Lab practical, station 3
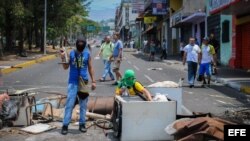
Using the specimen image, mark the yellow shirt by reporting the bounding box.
[115,81,144,96]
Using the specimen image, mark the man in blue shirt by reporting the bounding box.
[110,32,123,85]
[60,37,96,135]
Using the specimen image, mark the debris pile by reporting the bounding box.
[223,109,250,125]
[165,117,235,141]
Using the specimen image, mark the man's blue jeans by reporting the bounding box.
[187,61,198,85]
[102,60,114,80]
[63,83,88,126]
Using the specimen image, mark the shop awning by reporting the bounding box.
[181,12,206,23]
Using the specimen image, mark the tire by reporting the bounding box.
[112,100,122,138]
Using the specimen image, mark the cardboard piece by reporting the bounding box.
[20,123,56,134]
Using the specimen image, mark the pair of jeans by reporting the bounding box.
[102,59,114,80]
[187,61,198,85]
[63,83,88,126]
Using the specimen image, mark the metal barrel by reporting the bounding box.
[87,96,114,115]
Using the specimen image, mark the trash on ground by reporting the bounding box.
[86,112,111,120]
[165,117,235,141]
[20,123,57,134]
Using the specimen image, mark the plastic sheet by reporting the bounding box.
[0,100,18,120]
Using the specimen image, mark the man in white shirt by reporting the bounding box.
[183,38,201,88]
[198,37,216,87]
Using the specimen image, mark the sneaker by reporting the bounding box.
[112,81,118,85]
[189,85,194,88]
[99,78,105,82]
[61,125,68,135]
[79,124,87,133]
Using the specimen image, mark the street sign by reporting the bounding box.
[152,0,167,15]
[144,16,157,24]
[131,0,145,13]
[102,26,110,32]
[87,25,96,32]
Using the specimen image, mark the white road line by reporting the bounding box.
[144,74,154,83]
[181,105,192,115]
[127,61,131,64]
[184,91,193,94]
[216,100,227,104]
[133,65,140,71]
[216,100,236,106]
[209,94,236,100]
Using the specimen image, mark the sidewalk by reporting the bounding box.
[137,50,250,95]
[0,46,59,75]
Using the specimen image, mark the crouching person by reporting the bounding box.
[115,69,152,101]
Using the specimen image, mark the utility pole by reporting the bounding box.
[139,21,142,50]
[44,0,47,55]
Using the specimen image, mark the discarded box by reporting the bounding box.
[20,123,56,134]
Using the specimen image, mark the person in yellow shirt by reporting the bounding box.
[115,69,152,101]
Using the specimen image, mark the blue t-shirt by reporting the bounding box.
[113,40,123,57]
[68,49,90,84]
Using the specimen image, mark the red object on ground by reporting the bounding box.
[0,93,10,110]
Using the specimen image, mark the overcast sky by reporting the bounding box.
[88,0,120,21]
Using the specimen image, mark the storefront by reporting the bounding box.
[208,0,250,69]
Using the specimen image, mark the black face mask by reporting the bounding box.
[76,44,85,52]
[76,41,86,52]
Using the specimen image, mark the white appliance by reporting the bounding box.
[113,95,176,141]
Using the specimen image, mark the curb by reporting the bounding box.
[240,86,250,95]
[211,76,250,95]
[1,54,57,75]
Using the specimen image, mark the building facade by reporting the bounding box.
[115,1,138,42]
[171,0,206,49]
[208,0,250,69]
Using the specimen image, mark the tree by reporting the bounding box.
[0,0,93,55]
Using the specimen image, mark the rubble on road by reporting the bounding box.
[0,127,29,136]
[166,117,235,141]
[20,123,57,134]
[222,109,250,124]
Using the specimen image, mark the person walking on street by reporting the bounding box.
[110,32,123,85]
[209,33,219,74]
[97,36,115,82]
[198,37,216,87]
[160,39,167,60]
[149,40,156,61]
[60,37,96,135]
[180,41,185,60]
[183,37,201,88]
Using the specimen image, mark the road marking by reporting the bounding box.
[215,100,235,106]
[147,68,163,71]
[127,61,131,64]
[181,105,192,115]
[216,100,226,104]
[133,65,140,71]
[209,94,236,100]
[184,91,193,94]
[144,75,154,83]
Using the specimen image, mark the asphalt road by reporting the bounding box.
[2,47,250,116]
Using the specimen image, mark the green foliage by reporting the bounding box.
[0,0,100,51]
